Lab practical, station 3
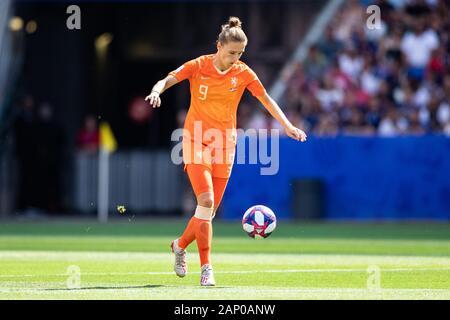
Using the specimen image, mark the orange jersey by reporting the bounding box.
[169,54,266,148]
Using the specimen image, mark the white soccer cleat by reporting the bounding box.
[171,239,187,277]
[200,264,216,286]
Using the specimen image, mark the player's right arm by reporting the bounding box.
[145,58,198,108]
[145,75,179,108]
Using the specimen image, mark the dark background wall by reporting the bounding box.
[13,0,325,150]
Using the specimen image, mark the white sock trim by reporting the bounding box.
[194,205,213,220]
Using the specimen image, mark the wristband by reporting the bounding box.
[151,90,160,95]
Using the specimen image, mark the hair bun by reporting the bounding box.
[218,16,247,44]
[228,16,242,28]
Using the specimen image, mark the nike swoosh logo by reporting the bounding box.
[200,76,209,80]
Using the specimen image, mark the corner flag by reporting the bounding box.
[99,121,117,153]
[98,121,117,223]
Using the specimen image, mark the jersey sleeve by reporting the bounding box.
[168,59,198,81]
[245,68,266,97]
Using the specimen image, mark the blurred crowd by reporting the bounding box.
[13,94,99,215]
[239,0,450,136]
[13,95,65,214]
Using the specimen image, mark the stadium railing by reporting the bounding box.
[74,150,184,214]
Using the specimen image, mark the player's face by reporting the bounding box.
[217,41,246,68]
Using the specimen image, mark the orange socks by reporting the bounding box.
[178,216,199,249]
[182,165,229,267]
[178,205,214,266]
[195,219,212,266]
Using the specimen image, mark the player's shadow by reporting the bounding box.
[41,284,164,291]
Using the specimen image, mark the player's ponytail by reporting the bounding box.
[227,17,242,29]
[218,16,247,45]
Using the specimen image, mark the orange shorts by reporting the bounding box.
[185,164,230,208]
[182,138,235,179]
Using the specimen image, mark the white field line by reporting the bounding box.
[1,252,450,266]
[0,267,449,279]
[0,287,449,295]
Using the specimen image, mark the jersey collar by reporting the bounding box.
[209,54,234,76]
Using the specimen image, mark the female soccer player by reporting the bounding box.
[145,17,307,286]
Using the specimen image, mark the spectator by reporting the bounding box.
[410,78,432,109]
[334,0,365,42]
[422,96,443,132]
[76,114,99,154]
[378,107,408,136]
[400,19,439,80]
[13,95,40,214]
[313,113,339,136]
[374,0,396,24]
[404,0,432,20]
[318,26,343,60]
[427,47,446,83]
[378,24,403,63]
[443,121,450,136]
[302,96,322,131]
[34,103,64,213]
[407,109,426,134]
[303,45,328,81]
[437,101,449,129]
[365,96,382,129]
[315,75,344,112]
[342,107,375,136]
[360,54,383,96]
[338,43,364,82]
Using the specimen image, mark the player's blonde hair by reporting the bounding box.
[217,16,247,45]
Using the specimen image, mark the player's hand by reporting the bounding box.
[285,125,307,142]
[145,91,161,108]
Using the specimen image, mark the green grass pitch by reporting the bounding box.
[0,219,449,299]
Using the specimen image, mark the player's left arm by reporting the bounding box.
[256,92,307,142]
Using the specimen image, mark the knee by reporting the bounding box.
[197,192,214,208]
[198,197,214,208]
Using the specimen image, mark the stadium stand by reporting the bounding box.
[244,0,450,136]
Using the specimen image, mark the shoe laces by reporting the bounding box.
[201,265,213,276]
[175,247,186,266]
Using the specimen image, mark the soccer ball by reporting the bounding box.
[242,205,277,239]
